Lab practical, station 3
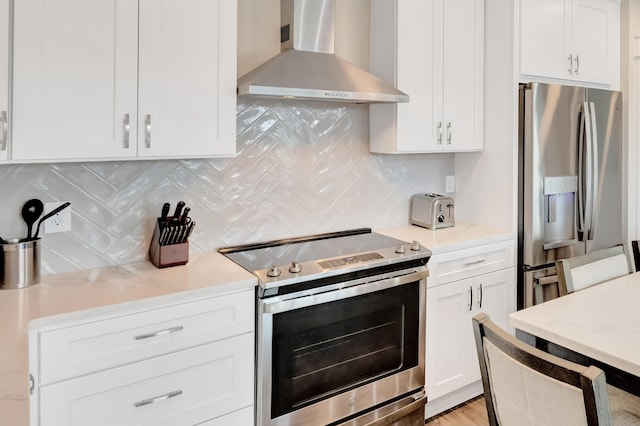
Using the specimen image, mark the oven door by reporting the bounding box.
[257,268,427,426]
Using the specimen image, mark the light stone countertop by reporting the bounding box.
[2,220,514,425]
[0,251,256,426]
[509,271,640,378]
[377,219,513,254]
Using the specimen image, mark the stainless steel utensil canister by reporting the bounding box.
[0,239,41,289]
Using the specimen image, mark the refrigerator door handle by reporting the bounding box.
[587,102,599,240]
[577,103,587,241]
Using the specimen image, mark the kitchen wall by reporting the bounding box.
[0,101,453,275]
[0,0,456,275]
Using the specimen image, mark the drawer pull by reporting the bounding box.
[465,259,486,266]
[468,286,473,311]
[134,325,184,340]
[134,389,183,408]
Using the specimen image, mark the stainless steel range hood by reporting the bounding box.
[237,0,409,104]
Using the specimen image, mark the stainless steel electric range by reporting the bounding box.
[219,228,431,426]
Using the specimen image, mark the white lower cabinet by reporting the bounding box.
[29,289,255,426]
[425,240,515,418]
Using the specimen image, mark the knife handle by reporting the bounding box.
[180,207,190,224]
[172,201,185,222]
[161,203,170,224]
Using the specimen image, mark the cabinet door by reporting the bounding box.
[426,278,476,400]
[571,0,618,85]
[137,0,236,158]
[439,0,484,151]
[519,0,571,80]
[470,268,515,381]
[12,0,138,161]
[369,0,436,153]
[426,268,516,402]
[0,0,8,162]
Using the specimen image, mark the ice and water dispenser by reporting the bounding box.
[543,176,578,249]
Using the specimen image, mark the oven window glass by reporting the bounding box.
[271,281,419,418]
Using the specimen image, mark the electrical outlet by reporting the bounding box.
[44,202,71,234]
[446,175,455,193]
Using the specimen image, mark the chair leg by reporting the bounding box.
[632,241,640,272]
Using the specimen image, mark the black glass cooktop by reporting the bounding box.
[218,228,408,273]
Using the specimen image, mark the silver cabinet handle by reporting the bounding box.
[134,325,183,340]
[575,54,580,75]
[437,122,443,145]
[478,283,483,308]
[145,114,151,148]
[464,258,486,266]
[568,53,573,75]
[123,113,130,149]
[134,390,183,408]
[0,110,7,151]
[468,285,473,311]
[446,122,452,144]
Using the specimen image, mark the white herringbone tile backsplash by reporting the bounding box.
[0,100,453,274]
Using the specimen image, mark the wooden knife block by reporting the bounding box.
[149,218,189,268]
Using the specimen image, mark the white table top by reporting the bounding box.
[509,272,640,378]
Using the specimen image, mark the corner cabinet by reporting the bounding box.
[0,0,8,163]
[425,239,515,418]
[519,0,620,87]
[11,0,236,162]
[369,0,484,154]
[28,289,254,426]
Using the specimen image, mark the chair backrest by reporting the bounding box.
[472,313,613,426]
[556,244,632,296]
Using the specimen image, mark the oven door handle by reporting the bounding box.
[261,268,428,314]
[357,392,426,426]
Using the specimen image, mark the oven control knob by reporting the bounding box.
[266,265,281,277]
[289,261,302,273]
[410,240,421,251]
[395,244,406,254]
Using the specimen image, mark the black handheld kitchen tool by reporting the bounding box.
[160,202,170,225]
[33,202,71,239]
[180,207,190,224]
[21,199,44,240]
[172,201,185,223]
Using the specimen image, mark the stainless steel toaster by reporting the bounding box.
[410,193,455,230]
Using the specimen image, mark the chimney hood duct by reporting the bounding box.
[237,0,409,104]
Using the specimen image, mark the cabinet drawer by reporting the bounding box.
[427,240,514,287]
[38,333,254,426]
[36,289,253,384]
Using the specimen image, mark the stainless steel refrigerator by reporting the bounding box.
[517,82,624,309]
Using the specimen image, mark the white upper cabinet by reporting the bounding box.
[519,0,619,86]
[12,0,138,161]
[11,0,236,163]
[0,0,10,162]
[369,0,484,154]
[137,0,236,159]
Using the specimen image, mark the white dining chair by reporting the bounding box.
[556,244,632,296]
[472,313,640,426]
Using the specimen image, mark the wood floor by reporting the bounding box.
[425,397,489,426]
